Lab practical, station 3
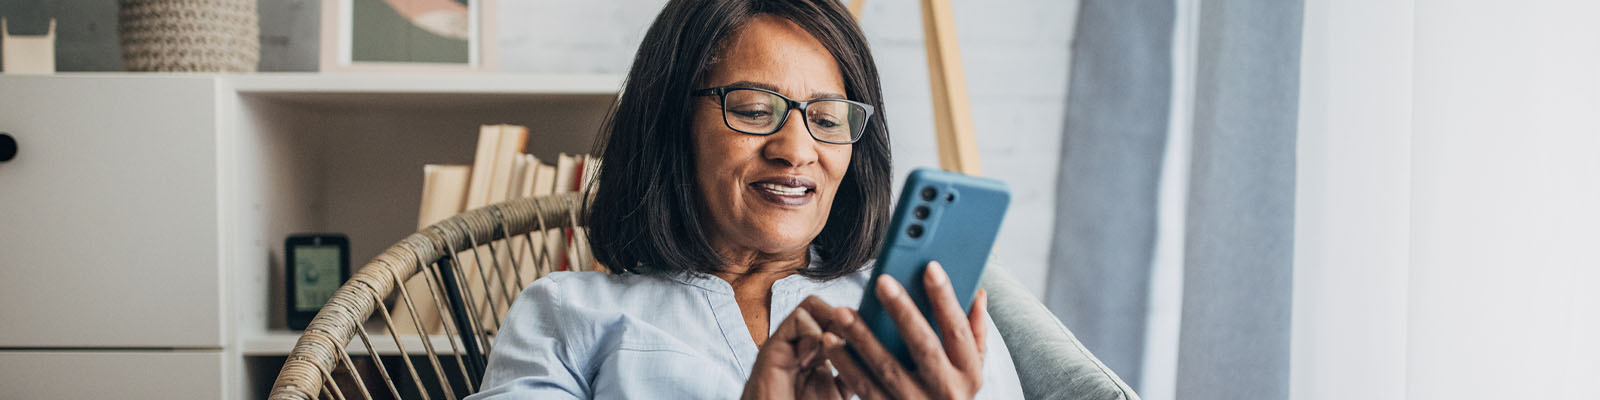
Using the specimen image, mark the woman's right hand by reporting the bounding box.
[742,297,853,400]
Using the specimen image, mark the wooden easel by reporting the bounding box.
[850,0,982,176]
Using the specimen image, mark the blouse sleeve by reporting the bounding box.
[466,275,591,399]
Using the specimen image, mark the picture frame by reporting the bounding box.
[319,0,499,73]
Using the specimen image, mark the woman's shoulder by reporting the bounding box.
[519,270,676,302]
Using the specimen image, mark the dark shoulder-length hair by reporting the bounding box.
[585,0,892,279]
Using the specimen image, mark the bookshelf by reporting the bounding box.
[0,73,622,399]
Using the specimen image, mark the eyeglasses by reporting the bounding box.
[692,86,875,144]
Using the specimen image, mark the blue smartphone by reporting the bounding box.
[857,167,1010,369]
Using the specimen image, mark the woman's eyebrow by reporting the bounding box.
[726,80,847,100]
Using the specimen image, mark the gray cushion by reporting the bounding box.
[982,265,1140,400]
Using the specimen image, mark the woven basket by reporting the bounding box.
[118,0,259,72]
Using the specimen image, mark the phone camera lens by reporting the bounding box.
[913,205,930,219]
[920,187,937,201]
[907,224,924,239]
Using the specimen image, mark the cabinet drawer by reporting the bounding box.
[0,350,223,399]
[0,76,222,347]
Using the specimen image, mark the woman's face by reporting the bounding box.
[692,15,853,259]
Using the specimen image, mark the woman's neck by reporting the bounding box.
[710,244,808,284]
[710,245,808,346]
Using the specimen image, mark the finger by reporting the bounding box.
[822,332,888,400]
[801,361,841,400]
[832,374,854,400]
[771,301,804,343]
[792,307,826,364]
[877,273,954,377]
[799,295,843,327]
[970,289,989,360]
[924,261,983,374]
[826,306,923,399]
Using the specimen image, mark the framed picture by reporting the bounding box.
[319,0,498,72]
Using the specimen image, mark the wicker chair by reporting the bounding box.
[267,192,1137,400]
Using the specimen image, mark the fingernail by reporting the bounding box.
[837,308,854,324]
[929,261,948,285]
[879,276,902,298]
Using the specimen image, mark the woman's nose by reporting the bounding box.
[761,111,819,167]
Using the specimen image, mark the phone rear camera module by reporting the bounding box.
[907,224,925,239]
[921,187,938,201]
[913,205,931,219]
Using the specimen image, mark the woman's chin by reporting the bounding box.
[736,228,821,256]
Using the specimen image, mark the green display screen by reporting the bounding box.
[294,245,342,312]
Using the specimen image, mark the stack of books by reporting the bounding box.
[393,124,599,334]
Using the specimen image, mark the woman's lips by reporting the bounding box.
[749,181,815,207]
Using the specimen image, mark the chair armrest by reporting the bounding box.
[981,264,1140,400]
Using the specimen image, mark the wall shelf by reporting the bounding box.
[226,73,623,95]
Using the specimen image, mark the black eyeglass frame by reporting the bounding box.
[692,85,876,144]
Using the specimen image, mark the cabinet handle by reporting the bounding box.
[0,132,14,162]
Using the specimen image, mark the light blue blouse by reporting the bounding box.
[468,259,1024,399]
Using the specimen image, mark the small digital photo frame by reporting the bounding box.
[286,233,350,331]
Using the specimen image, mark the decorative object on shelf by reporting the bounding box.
[117,0,260,72]
[320,0,499,73]
[1,18,57,74]
[0,132,16,162]
[286,233,350,331]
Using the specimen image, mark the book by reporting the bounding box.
[471,124,528,326]
[510,154,544,286]
[418,165,471,228]
[391,164,470,334]
[501,154,538,288]
[574,155,602,271]
[529,161,558,278]
[464,125,502,211]
[552,153,579,271]
[392,124,528,334]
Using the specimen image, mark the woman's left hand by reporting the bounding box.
[819,261,989,400]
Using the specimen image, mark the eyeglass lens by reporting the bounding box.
[723,89,866,143]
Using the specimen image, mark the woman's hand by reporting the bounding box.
[821,261,989,400]
[742,298,851,400]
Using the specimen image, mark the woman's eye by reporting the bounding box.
[810,115,842,129]
[730,109,772,119]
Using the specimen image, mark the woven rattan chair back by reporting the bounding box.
[269,192,588,400]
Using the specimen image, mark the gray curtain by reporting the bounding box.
[1174,0,1301,398]
[1046,0,1174,390]
[1048,0,1302,398]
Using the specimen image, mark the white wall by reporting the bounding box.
[1409,0,1600,397]
[1292,0,1413,399]
[1294,1,1600,398]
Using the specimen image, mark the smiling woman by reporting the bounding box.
[586,0,892,281]
[467,0,1023,398]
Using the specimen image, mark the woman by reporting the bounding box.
[470,0,1023,398]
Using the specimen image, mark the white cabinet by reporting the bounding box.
[0,73,621,399]
[0,76,223,348]
[0,351,225,399]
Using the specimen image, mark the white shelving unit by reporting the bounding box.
[0,73,622,399]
